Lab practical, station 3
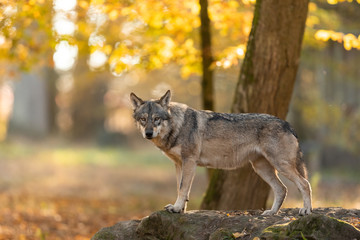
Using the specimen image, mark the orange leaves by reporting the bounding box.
[315,30,360,51]
[343,216,360,229]
[0,194,125,240]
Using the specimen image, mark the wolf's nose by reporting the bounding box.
[145,130,153,139]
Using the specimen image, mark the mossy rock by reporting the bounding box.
[209,228,235,240]
[91,220,141,240]
[92,208,360,240]
[260,214,360,240]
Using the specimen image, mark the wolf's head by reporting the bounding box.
[130,90,171,140]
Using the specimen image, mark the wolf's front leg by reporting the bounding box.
[165,160,196,213]
[174,163,182,196]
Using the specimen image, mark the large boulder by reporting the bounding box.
[92,208,360,240]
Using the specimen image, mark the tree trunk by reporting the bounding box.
[200,0,215,179]
[71,56,108,139]
[201,0,309,210]
[199,0,214,111]
[43,66,59,134]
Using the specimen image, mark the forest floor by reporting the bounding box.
[0,138,359,240]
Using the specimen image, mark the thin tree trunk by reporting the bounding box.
[200,0,214,111]
[200,0,215,179]
[43,66,58,134]
[201,0,309,210]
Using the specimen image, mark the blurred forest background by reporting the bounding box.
[0,0,360,239]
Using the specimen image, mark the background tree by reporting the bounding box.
[201,0,309,210]
[199,0,214,111]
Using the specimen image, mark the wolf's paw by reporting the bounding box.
[261,209,278,215]
[164,204,183,213]
[299,207,312,216]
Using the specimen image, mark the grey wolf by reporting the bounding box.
[130,90,312,215]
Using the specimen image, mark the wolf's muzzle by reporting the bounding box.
[145,130,153,139]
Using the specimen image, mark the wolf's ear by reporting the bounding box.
[159,90,171,107]
[130,92,144,109]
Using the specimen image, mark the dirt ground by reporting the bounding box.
[0,139,359,239]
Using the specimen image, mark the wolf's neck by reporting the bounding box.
[152,124,178,151]
[152,104,186,150]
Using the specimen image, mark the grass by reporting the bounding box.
[0,139,359,239]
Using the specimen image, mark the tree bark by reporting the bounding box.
[201,0,309,210]
[199,0,214,111]
[200,0,215,179]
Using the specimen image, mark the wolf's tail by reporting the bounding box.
[296,147,308,179]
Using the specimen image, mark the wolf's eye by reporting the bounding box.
[154,117,160,122]
[140,117,147,122]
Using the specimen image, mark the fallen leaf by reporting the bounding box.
[233,232,242,238]
[233,229,248,238]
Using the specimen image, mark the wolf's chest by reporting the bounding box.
[161,145,182,165]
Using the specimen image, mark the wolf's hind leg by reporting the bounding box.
[250,157,287,215]
[277,164,312,216]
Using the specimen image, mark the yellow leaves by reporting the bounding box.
[327,0,359,4]
[16,44,28,61]
[315,30,360,51]
[241,0,256,5]
[28,0,37,6]
[121,7,133,16]
[309,2,318,11]
[108,9,119,21]
[21,4,31,12]
[91,0,105,5]
[149,55,163,69]
[314,30,332,42]
[229,0,239,8]
[184,0,200,14]
[215,44,246,69]
[103,44,113,55]
[0,35,12,49]
[343,33,360,51]
[149,13,164,29]
[158,36,175,60]
[78,1,89,9]
[109,42,141,75]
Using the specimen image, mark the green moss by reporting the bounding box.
[209,228,235,240]
[91,230,116,240]
[260,214,360,240]
[262,222,291,240]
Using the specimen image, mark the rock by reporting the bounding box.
[91,220,140,240]
[91,208,360,240]
[261,214,360,240]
